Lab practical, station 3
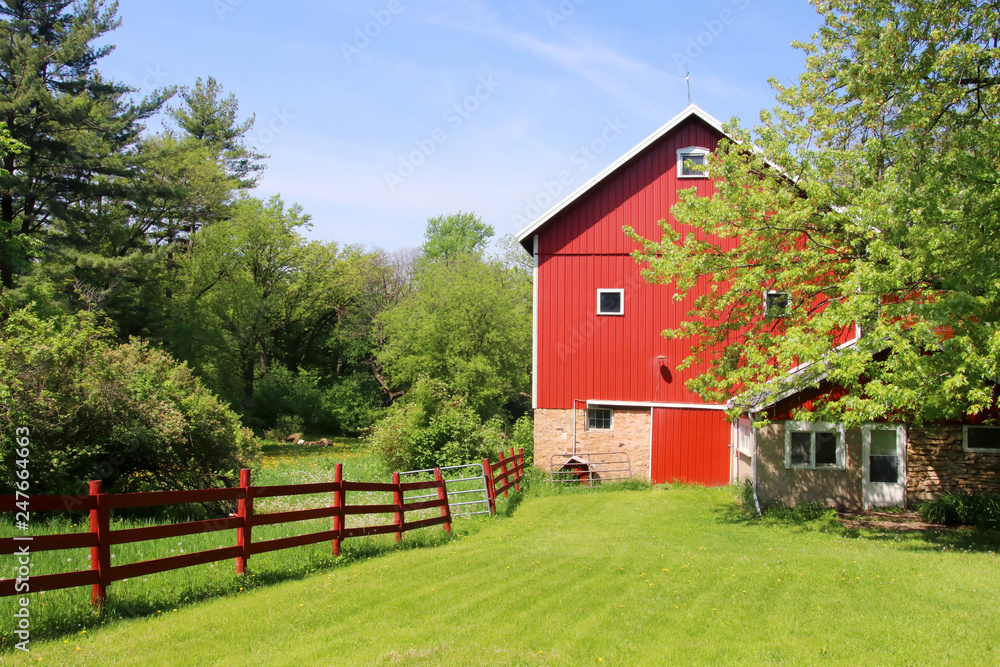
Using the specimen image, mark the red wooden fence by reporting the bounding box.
[0,463,452,606]
[482,448,526,515]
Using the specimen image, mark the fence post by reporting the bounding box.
[89,480,110,607]
[434,467,452,535]
[482,458,496,515]
[498,451,510,499]
[236,468,253,574]
[518,448,525,486]
[333,463,344,557]
[510,446,521,492]
[392,472,403,544]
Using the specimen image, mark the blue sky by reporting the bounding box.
[99,0,824,251]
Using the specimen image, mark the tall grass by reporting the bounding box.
[1,439,488,647]
[8,485,1000,665]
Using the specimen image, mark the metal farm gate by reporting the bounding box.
[397,463,492,517]
[549,452,632,486]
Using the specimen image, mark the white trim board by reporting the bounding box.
[531,234,539,409]
[586,400,728,411]
[515,104,725,249]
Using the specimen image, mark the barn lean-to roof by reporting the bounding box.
[515,103,727,252]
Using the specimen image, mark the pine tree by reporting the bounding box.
[170,76,267,189]
[0,0,170,293]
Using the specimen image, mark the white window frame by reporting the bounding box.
[587,408,614,431]
[784,421,846,470]
[676,146,710,179]
[596,289,624,316]
[962,425,1000,453]
[764,290,790,318]
[737,417,754,457]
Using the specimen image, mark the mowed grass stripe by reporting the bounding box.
[9,486,1000,665]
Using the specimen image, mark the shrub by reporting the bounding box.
[738,478,759,517]
[322,373,388,436]
[0,307,258,495]
[366,377,505,472]
[920,491,1000,529]
[250,366,325,433]
[509,414,534,463]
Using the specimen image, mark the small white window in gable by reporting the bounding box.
[676,146,710,178]
[597,289,624,316]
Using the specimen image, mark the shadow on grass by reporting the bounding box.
[0,524,470,650]
[713,497,1000,553]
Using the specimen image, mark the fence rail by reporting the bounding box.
[2,449,532,607]
[0,464,452,606]
[483,447,527,514]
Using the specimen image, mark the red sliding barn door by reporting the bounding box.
[651,408,731,486]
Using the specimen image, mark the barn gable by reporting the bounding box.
[519,104,735,486]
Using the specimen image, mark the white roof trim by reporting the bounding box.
[727,336,862,413]
[586,400,728,411]
[515,104,726,247]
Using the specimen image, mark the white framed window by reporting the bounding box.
[587,408,613,431]
[737,417,754,456]
[764,290,790,318]
[963,426,1000,453]
[676,146,710,178]
[596,289,624,316]
[784,421,845,469]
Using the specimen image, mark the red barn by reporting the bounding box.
[518,104,1000,508]
[517,104,736,486]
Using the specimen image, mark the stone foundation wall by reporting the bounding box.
[533,407,651,481]
[907,426,1000,503]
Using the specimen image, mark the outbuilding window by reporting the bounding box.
[676,146,710,178]
[785,422,845,469]
[963,426,1000,453]
[597,289,624,316]
[587,408,613,431]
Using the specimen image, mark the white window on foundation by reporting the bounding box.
[587,408,613,431]
[963,426,1000,453]
[676,146,710,178]
[785,421,845,469]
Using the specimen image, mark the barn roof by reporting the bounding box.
[515,103,727,252]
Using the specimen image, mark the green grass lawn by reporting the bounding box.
[5,481,999,665]
[1,439,463,648]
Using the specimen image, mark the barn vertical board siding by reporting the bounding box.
[535,118,732,410]
[651,408,731,486]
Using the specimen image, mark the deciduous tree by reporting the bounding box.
[630,0,1000,426]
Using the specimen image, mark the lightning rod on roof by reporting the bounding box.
[686,67,691,104]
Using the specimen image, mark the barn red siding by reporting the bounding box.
[536,254,723,406]
[535,117,732,409]
[651,408,731,486]
[538,119,721,257]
